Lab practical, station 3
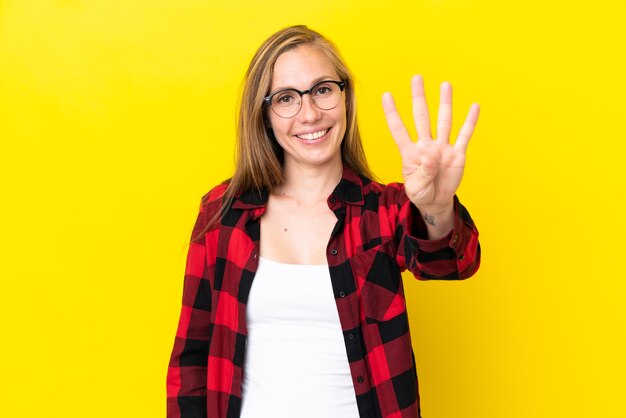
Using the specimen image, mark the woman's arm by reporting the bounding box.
[382,75,481,279]
[382,75,480,241]
[167,198,212,418]
[388,186,480,280]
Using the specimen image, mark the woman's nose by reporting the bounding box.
[297,94,322,122]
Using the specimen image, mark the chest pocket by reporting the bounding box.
[349,239,407,322]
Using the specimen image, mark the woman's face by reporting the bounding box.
[267,45,347,171]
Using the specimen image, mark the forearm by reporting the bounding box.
[404,195,480,280]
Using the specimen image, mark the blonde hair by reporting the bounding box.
[198,25,373,238]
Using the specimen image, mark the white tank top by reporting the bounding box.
[240,256,360,418]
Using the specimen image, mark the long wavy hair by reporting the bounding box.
[197,25,373,239]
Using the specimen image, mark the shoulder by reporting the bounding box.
[199,180,230,213]
[191,180,232,238]
[188,180,233,244]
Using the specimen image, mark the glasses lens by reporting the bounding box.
[311,82,341,110]
[271,90,300,118]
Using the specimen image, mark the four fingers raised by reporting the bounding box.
[382,75,479,153]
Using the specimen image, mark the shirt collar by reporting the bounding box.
[331,164,365,206]
[231,164,365,210]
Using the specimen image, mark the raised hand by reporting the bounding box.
[382,75,479,236]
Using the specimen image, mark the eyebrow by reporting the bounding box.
[270,75,337,93]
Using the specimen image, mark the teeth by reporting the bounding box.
[296,129,328,140]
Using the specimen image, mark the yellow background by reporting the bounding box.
[1,0,624,417]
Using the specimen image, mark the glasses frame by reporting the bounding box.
[263,80,347,118]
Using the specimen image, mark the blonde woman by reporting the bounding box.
[167,25,481,418]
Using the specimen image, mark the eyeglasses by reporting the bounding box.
[264,80,346,118]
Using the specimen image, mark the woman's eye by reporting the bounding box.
[276,94,296,104]
[315,86,331,95]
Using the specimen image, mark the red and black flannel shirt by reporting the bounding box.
[167,165,480,418]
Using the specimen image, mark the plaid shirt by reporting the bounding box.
[167,165,480,418]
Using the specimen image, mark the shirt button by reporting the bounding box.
[252,252,258,260]
[339,291,346,298]
[459,254,465,261]
[329,196,337,203]
[357,376,365,383]
[347,333,354,340]
[453,233,458,244]
[330,249,338,256]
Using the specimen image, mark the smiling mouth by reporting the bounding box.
[295,128,329,141]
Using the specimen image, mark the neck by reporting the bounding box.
[275,158,343,204]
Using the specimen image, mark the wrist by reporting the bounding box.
[416,201,454,218]
[416,202,455,236]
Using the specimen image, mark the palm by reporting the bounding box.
[400,137,466,208]
[383,75,480,211]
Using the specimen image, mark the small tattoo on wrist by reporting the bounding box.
[424,213,436,225]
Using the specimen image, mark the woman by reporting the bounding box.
[167,25,480,418]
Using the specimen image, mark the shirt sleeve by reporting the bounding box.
[167,195,214,418]
[389,184,481,280]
